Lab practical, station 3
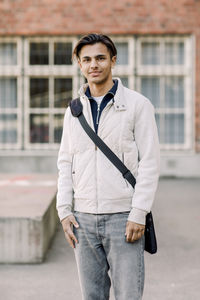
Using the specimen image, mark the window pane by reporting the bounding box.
[54,114,64,143]
[165,77,184,108]
[164,114,184,144]
[30,43,49,65]
[30,114,49,143]
[54,78,72,107]
[115,43,128,65]
[141,42,160,65]
[30,78,49,108]
[120,77,129,88]
[54,43,72,65]
[141,77,160,108]
[0,78,17,108]
[165,42,184,65]
[0,114,17,143]
[0,43,17,65]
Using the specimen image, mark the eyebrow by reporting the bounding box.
[82,54,107,59]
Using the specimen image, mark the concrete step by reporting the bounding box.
[0,174,59,263]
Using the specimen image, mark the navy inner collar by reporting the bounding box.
[85,79,118,101]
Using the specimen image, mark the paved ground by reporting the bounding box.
[0,178,200,300]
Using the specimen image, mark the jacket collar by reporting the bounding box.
[85,79,118,102]
[78,78,127,111]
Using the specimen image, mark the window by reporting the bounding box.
[0,43,17,65]
[54,43,72,65]
[0,38,22,149]
[112,37,135,90]
[0,36,193,151]
[29,42,72,65]
[137,36,193,150]
[30,43,49,65]
[141,42,160,65]
[115,42,129,65]
[28,77,72,145]
[24,37,78,149]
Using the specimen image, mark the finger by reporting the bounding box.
[131,231,144,242]
[139,227,145,236]
[126,229,133,242]
[69,232,78,244]
[62,217,79,234]
[133,225,144,234]
[70,216,79,228]
[65,232,75,249]
[66,228,78,244]
[130,232,136,242]
[125,223,131,236]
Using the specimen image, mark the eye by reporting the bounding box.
[83,58,90,62]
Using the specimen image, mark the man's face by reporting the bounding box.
[78,42,116,85]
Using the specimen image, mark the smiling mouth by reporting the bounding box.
[89,72,102,76]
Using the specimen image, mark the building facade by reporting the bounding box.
[0,0,200,176]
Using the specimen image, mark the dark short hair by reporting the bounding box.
[72,33,117,60]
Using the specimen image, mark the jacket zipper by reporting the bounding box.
[95,103,101,150]
[95,101,113,149]
[96,101,113,131]
[95,101,113,208]
[96,103,101,125]
[95,145,98,211]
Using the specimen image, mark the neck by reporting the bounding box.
[88,77,114,97]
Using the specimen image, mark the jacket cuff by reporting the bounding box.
[128,208,147,225]
[57,206,73,223]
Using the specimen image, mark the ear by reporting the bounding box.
[78,58,82,70]
[111,56,117,68]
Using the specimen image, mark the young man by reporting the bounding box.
[57,33,160,300]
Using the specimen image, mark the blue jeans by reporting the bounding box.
[73,211,145,300]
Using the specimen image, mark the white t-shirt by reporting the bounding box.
[93,95,105,106]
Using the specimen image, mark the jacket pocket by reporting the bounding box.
[72,154,76,188]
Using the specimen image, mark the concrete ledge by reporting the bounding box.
[1,152,200,177]
[0,154,57,173]
[0,174,59,263]
[160,153,200,177]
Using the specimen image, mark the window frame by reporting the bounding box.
[136,35,194,150]
[24,37,79,150]
[0,37,22,149]
[111,36,135,90]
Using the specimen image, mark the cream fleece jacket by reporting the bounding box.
[56,78,160,225]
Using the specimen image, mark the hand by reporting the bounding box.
[61,214,79,249]
[125,221,145,243]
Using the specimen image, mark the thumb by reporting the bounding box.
[71,216,79,228]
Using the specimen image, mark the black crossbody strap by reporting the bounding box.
[70,98,136,188]
[70,97,157,254]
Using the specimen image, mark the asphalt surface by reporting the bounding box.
[1,178,200,300]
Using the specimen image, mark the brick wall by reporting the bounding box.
[0,0,200,151]
[0,0,199,35]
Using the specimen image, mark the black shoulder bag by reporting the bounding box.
[70,98,157,254]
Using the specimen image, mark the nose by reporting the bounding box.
[90,58,98,69]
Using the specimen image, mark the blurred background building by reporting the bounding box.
[0,0,199,176]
